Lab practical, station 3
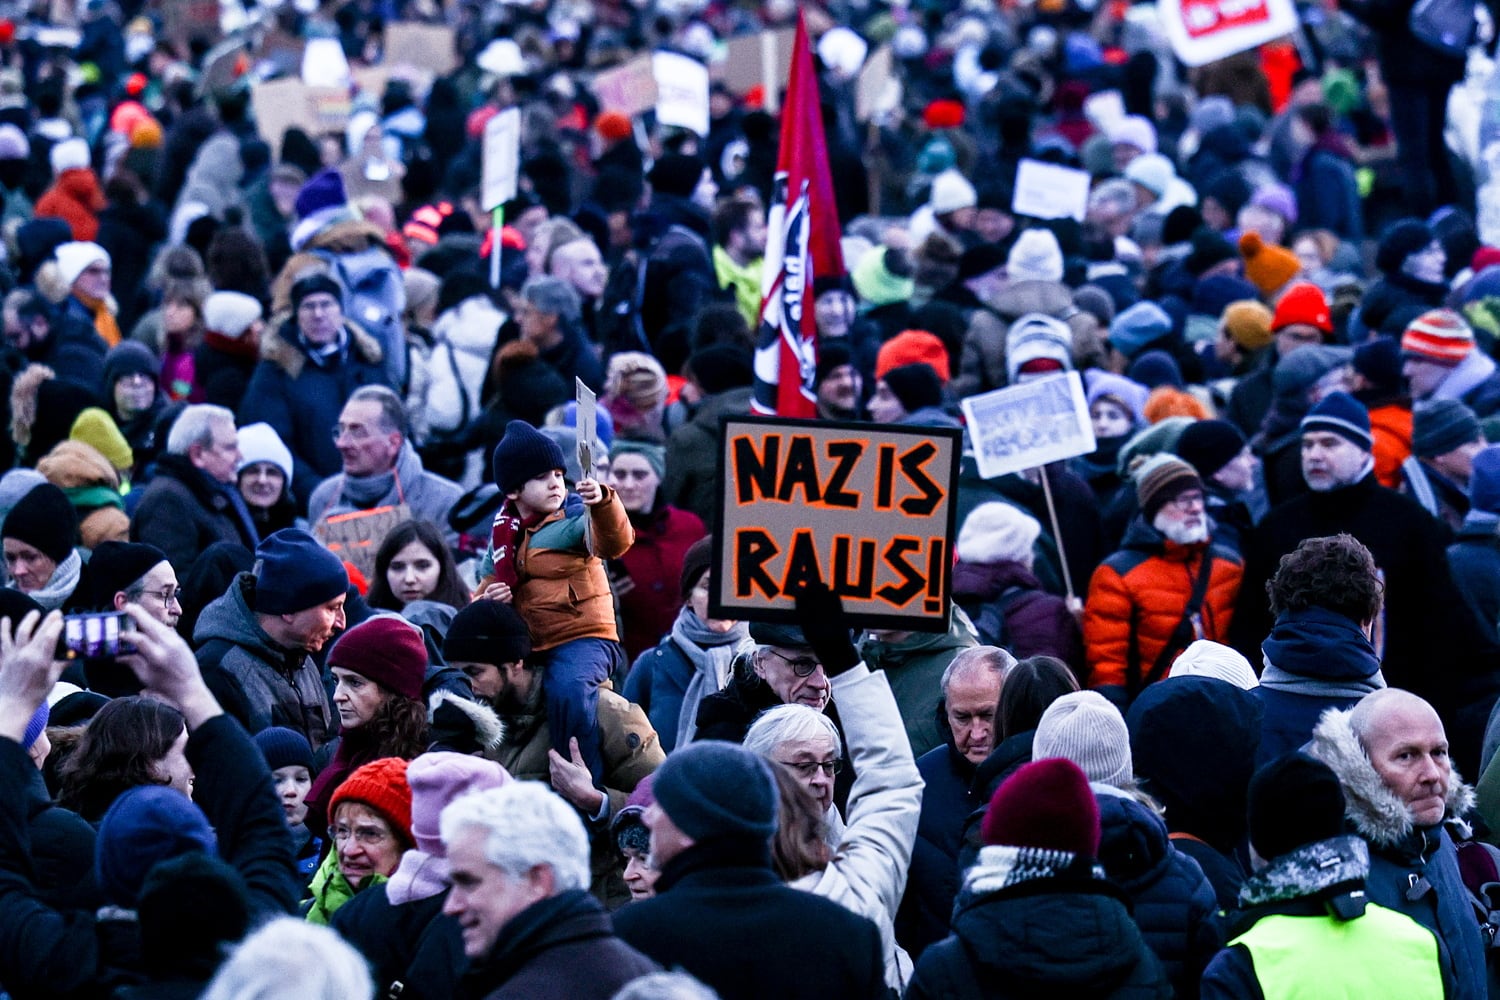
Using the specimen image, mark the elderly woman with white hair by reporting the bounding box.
[742,586,924,994]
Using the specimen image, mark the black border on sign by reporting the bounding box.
[708,413,963,634]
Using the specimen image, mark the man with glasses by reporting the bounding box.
[240,272,390,509]
[131,404,257,575]
[1083,453,1244,699]
[87,541,179,629]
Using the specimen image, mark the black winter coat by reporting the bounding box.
[952,560,1084,671]
[130,454,255,577]
[899,743,983,958]
[613,841,885,1000]
[333,884,464,1000]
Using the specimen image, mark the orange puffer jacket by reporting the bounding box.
[1083,518,1244,691]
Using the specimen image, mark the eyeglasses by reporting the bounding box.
[328,824,391,848]
[1165,491,1205,512]
[146,587,183,607]
[760,648,822,677]
[778,758,843,778]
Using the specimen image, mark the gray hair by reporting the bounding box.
[200,918,373,1000]
[165,404,235,456]
[744,704,840,760]
[941,645,1016,697]
[611,972,721,1000]
[440,783,589,893]
[522,276,582,324]
[346,384,408,439]
[1089,178,1137,219]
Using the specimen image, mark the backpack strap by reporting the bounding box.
[1128,551,1216,698]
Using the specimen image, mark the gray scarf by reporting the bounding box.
[340,442,423,509]
[29,549,81,611]
[670,607,750,750]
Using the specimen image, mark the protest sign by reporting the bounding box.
[1158,0,1300,66]
[962,372,1096,480]
[576,378,599,479]
[384,22,459,74]
[482,107,520,212]
[653,51,711,136]
[593,55,657,116]
[855,45,898,121]
[313,504,412,581]
[250,79,352,154]
[717,28,796,101]
[710,416,961,631]
[1083,90,1126,134]
[1012,159,1093,223]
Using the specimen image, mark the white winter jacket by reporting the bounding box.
[426,296,505,435]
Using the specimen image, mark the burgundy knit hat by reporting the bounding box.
[981,757,1101,857]
[328,616,428,700]
[330,757,414,847]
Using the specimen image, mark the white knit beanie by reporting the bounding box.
[236,422,294,481]
[1006,228,1065,284]
[203,291,264,340]
[54,242,110,288]
[929,168,977,216]
[956,501,1041,567]
[49,136,89,176]
[1168,640,1259,689]
[1033,690,1133,788]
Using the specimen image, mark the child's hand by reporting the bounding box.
[478,583,512,603]
[576,477,604,506]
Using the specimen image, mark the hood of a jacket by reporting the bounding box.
[1238,834,1370,909]
[990,278,1071,320]
[260,313,383,381]
[1095,785,1174,892]
[861,608,979,670]
[1262,607,1381,682]
[952,559,1039,602]
[1127,675,1262,848]
[192,572,302,666]
[432,296,505,355]
[1307,706,1475,849]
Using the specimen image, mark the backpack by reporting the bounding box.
[961,587,1025,651]
[595,245,651,357]
[315,245,408,390]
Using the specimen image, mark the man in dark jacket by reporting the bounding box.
[131,403,257,574]
[613,741,886,1000]
[1402,311,1500,419]
[2,285,107,393]
[441,781,658,1000]
[1448,445,1500,647]
[636,153,719,374]
[662,344,754,528]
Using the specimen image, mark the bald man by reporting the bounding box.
[1309,689,1492,1000]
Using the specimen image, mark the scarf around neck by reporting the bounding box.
[75,291,120,348]
[671,607,750,750]
[29,549,81,610]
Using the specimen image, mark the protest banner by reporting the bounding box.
[855,45,898,121]
[250,78,352,154]
[592,55,657,116]
[576,378,600,479]
[383,22,459,74]
[716,28,796,102]
[1158,0,1300,66]
[482,108,520,212]
[653,51,711,136]
[313,504,412,581]
[1012,159,1093,223]
[710,415,961,631]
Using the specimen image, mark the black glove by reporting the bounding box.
[795,581,860,677]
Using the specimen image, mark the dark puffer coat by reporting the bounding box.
[952,560,1083,671]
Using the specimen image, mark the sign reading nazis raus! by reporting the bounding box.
[710,416,962,632]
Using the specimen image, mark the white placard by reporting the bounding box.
[481,108,520,212]
[1083,90,1126,134]
[961,372,1097,479]
[576,378,599,480]
[1158,0,1300,67]
[1012,159,1093,223]
[301,37,350,88]
[653,51,711,137]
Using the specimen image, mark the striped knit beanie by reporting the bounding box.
[1402,309,1474,367]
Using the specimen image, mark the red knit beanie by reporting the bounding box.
[1270,281,1332,334]
[875,329,951,383]
[981,757,1101,857]
[595,110,633,144]
[328,616,428,700]
[330,757,414,847]
[923,99,965,130]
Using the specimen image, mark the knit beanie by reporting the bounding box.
[929,168,977,215]
[1273,345,1353,403]
[1402,309,1475,366]
[2,482,76,562]
[1471,445,1500,513]
[87,541,166,605]
[957,502,1041,566]
[102,341,157,390]
[814,339,854,388]
[1108,301,1172,359]
[881,363,944,413]
[1184,228,1237,278]
[1376,219,1434,277]
[444,599,533,666]
[1270,282,1333,334]
[252,529,348,615]
[0,469,45,527]
[1163,206,1205,247]
[236,423,294,481]
[651,740,778,842]
[1087,372,1150,424]
[1300,391,1373,452]
[253,726,314,774]
[609,439,666,481]
[981,757,1101,857]
[1006,314,1073,383]
[1176,419,1246,479]
[686,345,754,395]
[1223,300,1275,351]
[1033,690,1133,788]
[49,136,89,175]
[492,419,566,495]
[407,751,511,857]
[876,330,950,382]
[55,242,109,288]
[1413,399,1482,459]
[1134,453,1203,520]
[294,168,347,219]
[851,247,915,307]
[1240,232,1300,296]
[21,701,47,751]
[594,110,633,144]
[1124,153,1174,199]
[647,153,705,199]
[1109,115,1157,155]
[96,785,218,907]
[1168,639,1259,688]
[1248,752,1347,860]
[330,757,414,847]
[203,291,263,339]
[1006,228,1065,284]
[679,536,713,601]
[328,615,428,700]
[289,273,343,313]
[1127,350,1183,390]
[70,409,132,473]
[1353,337,1403,392]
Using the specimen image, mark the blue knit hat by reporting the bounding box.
[652,741,778,843]
[96,785,218,906]
[1108,301,1173,360]
[1300,391,1372,451]
[492,420,566,495]
[1471,445,1500,514]
[294,168,347,219]
[253,726,314,773]
[252,529,348,615]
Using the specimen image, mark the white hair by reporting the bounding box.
[940,645,1016,696]
[166,404,235,456]
[200,918,373,1000]
[439,782,589,892]
[611,972,721,1000]
[744,704,840,759]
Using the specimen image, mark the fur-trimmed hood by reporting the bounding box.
[1307,707,1475,849]
[428,690,506,756]
[270,220,388,314]
[9,363,52,447]
[258,314,384,382]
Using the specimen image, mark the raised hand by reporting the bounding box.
[0,611,64,743]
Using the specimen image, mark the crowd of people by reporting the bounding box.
[0,0,1496,997]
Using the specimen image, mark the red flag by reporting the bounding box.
[752,12,845,418]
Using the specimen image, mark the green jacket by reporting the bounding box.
[303,848,388,926]
[859,608,979,758]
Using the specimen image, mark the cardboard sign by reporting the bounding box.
[961,372,1097,480]
[716,28,796,102]
[855,45,898,121]
[1083,90,1126,134]
[1159,0,1300,66]
[592,55,657,116]
[576,378,599,479]
[1012,159,1093,223]
[313,504,412,581]
[710,416,962,631]
[383,22,458,75]
[653,51,711,136]
[250,78,353,153]
[482,107,520,212]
